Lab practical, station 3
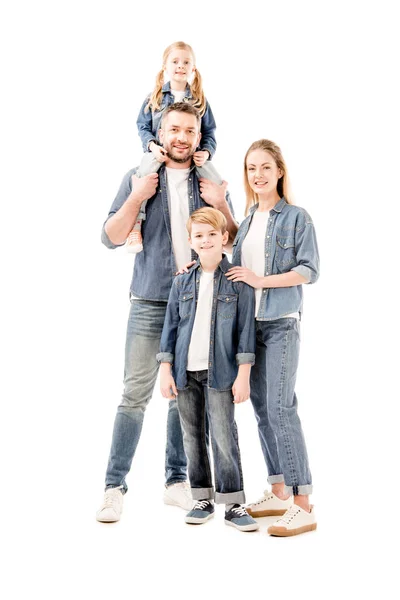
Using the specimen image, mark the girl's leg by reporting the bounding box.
[195,161,223,184]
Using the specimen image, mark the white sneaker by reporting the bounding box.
[96,486,124,522]
[163,481,193,511]
[267,504,317,537]
[247,490,293,517]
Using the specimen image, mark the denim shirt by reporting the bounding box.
[101,165,235,301]
[157,255,256,391]
[232,198,320,320]
[136,82,217,158]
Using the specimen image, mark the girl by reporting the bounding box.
[127,41,221,253]
[226,139,320,537]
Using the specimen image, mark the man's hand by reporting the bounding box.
[225,267,263,288]
[199,178,228,210]
[232,375,250,404]
[131,173,159,204]
[149,142,167,163]
[193,150,210,167]
[160,363,178,399]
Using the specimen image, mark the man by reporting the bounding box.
[97,102,237,522]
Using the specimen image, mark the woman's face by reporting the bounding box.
[246,149,282,197]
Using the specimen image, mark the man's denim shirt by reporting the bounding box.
[232,198,320,321]
[136,82,217,158]
[156,255,256,391]
[101,165,235,301]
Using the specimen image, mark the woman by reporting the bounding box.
[226,139,320,537]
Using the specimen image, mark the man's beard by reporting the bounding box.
[165,144,194,164]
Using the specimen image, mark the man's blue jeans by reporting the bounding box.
[105,300,187,492]
[250,318,312,496]
[177,370,245,504]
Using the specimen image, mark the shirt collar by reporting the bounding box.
[249,197,287,216]
[194,253,230,274]
[162,81,192,98]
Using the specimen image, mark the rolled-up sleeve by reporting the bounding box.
[291,211,320,284]
[235,282,256,365]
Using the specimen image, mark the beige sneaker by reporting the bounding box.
[164,481,193,511]
[126,228,143,254]
[267,504,317,537]
[247,490,293,517]
[96,486,124,522]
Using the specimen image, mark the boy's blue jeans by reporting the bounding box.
[105,300,187,492]
[250,318,313,495]
[177,370,246,505]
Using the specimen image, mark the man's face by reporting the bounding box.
[189,222,228,261]
[159,111,201,164]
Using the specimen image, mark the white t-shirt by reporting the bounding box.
[171,90,186,103]
[165,167,192,271]
[187,270,214,371]
[242,210,299,319]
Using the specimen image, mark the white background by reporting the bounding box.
[1,1,398,598]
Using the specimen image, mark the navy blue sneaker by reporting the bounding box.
[224,504,259,532]
[185,500,215,524]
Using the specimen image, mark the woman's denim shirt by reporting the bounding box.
[136,81,217,158]
[157,255,256,391]
[232,198,320,320]
[101,165,235,301]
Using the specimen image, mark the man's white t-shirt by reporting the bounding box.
[165,167,192,271]
[241,210,299,319]
[187,270,214,371]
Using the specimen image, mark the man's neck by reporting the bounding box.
[164,157,192,170]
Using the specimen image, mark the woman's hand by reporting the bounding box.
[176,260,196,275]
[225,267,262,288]
[193,150,210,167]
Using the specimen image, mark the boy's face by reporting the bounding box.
[189,222,228,261]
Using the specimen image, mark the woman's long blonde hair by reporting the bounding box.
[146,41,206,116]
[244,139,293,216]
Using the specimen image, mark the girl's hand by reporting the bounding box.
[176,260,196,275]
[225,267,262,288]
[193,150,210,167]
[232,376,250,404]
[160,364,178,400]
[150,142,167,163]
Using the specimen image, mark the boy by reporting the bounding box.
[156,207,258,532]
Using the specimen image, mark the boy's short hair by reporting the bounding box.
[186,207,227,236]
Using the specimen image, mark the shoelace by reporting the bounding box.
[277,505,300,525]
[253,491,273,506]
[103,487,122,508]
[193,499,212,510]
[231,505,248,517]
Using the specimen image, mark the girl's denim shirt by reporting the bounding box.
[136,81,217,158]
[232,198,320,320]
[157,255,256,391]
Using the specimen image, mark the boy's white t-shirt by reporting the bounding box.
[187,270,214,372]
[165,167,192,271]
[241,210,299,319]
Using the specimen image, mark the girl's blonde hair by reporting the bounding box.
[186,207,227,236]
[146,41,206,116]
[243,139,293,216]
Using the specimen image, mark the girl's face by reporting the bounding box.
[246,149,282,198]
[164,49,195,85]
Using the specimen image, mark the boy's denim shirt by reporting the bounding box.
[156,255,256,391]
[232,198,320,321]
[101,165,235,301]
[136,82,217,158]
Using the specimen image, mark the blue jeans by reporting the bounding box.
[105,300,187,492]
[250,318,312,495]
[177,370,245,504]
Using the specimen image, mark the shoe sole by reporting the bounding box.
[185,513,215,525]
[268,523,317,537]
[126,244,143,254]
[96,514,121,523]
[164,497,193,511]
[225,519,259,532]
[247,508,287,517]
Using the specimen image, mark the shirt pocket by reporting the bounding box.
[217,294,238,320]
[276,235,296,271]
[178,292,194,320]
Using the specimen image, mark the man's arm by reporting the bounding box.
[103,173,158,247]
[198,179,238,248]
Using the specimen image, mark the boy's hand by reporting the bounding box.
[193,150,210,167]
[149,142,167,163]
[131,173,159,203]
[199,178,228,210]
[176,260,196,275]
[160,363,178,399]
[232,375,250,404]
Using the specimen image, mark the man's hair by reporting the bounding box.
[161,102,201,128]
[186,207,227,235]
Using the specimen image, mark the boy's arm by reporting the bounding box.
[156,278,181,364]
[232,363,251,404]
